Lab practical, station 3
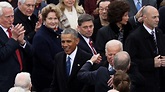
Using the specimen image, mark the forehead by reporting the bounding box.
[47,12,57,17]
[2,8,14,15]
[24,0,36,4]
[107,46,121,53]
[99,1,110,7]
[80,21,93,26]
[61,34,74,39]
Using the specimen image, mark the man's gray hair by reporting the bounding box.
[0,1,13,16]
[105,40,123,52]
[61,28,79,38]
[114,51,131,71]
[14,72,32,90]
[18,0,36,4]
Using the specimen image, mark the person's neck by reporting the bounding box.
[66,6,72,12]
[116,22,123,31]
[100,17,109,26]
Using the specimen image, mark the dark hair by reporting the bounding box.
[113,70,131,92]
[107,0,130,23]
[78,14,94,26]
[61,28,78,38]
[97,0,111,8]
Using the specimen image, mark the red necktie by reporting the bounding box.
[7,28,23,70]
[89,39,97,55]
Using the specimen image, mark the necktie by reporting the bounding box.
[66,56,71,76]
[89,39,97,55]
[151,31,158,55]
[7,28,23,70]
[136,0,141,11]
[109,67,115,75]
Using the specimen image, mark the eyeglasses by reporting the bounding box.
[99,7,108,11]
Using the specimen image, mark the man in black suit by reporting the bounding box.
[77,40,144,92]
[124,5,165,92]
[14,0,40,43]
[77,14,97,55]
[14,0,41,74]
[50,28,101,92]
[0,1,32,92]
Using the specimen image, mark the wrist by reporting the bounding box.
[20,40,26,45]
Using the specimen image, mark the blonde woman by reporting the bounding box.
[57,0,85,29]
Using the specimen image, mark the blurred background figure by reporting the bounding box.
[57,0,85,30]
[8,87,26,92]
[91,0,110,42]
[33,0,47,18]
[32,4,63,92]
[46,0,59,5]
[14,72,32,92]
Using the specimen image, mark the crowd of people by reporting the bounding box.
[0,0,165,92]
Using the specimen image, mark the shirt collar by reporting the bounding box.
[143,24,156,35]
[67,46,78,62]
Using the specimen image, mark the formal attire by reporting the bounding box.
[95,23,132,61]
[158,6,165,35]
[0,26,32,92]
[14,8,38,43]
[50,47,92,92]
[14,7,38,74]
[78,61,145,92]
[91,17,103,42]
[32,25,63,91]
[78,33,97,55]
[124,24,165,92]
[128,0,157,28]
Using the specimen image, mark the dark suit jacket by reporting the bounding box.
[50,48,92,92]
[78,61,144,92]
[128,0,157,27]
[78,33,95,55]
[32,25,63,91]
[14,7,38,74]
[158,6,165,34]
[95,23,132,61]
[77,62,111,92]
[14,8,38,43]
[124,25,165,92]
[0,27,32,92]
[92,17,103,42]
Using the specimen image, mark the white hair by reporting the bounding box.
[0,1,13,16]
[18,0,36,4]
[14,72,32,91]
[8,87,26,92]
[105,39,123,52]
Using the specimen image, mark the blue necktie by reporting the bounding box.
[136,0,141,11]
[66,56,71,76]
